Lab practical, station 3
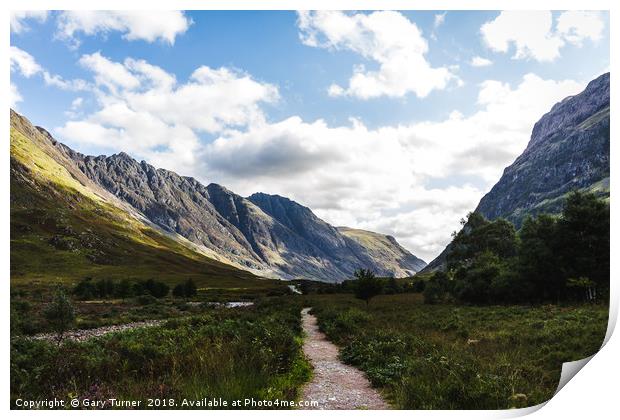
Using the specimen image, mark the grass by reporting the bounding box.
[11,297,311,409]
[308,293,608,409]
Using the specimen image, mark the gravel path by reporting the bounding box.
[299,307,390,410]
[30,302,255,343]
[31,320,164,343]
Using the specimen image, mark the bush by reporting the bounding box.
[43,289,75,342]
[173,279,198,298]
[135,294,157,305]
[11,298,311,407]
[424,271,450,304]
[143,279,169,299]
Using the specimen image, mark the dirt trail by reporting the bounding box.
[299,307,389,410]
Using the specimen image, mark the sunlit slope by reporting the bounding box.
[10,111,272,289]
[337,227,426,277]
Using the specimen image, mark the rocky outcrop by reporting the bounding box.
[423,73,610,273]
[475,72,610,225]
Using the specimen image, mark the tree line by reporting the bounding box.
[424,191,609,304]
[73,277,198,300]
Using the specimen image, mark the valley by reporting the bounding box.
[9,72,610,410]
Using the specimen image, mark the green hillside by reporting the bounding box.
[10,123,280,293]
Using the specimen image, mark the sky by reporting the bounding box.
[9,10,610,262]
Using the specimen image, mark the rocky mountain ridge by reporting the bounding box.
[13,110,426,281]
[423,72,610,273]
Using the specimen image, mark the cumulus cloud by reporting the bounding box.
[10,46,90,93]
[556,11,606,45]
[56,52,279,170]
[481,11,605,62]
[298,11,456,99]
[10,10,48,33]
[52,50,584,261]
[194,74,583,260]
[470,56,493,67]
[56,11,191,47]
[10,46,42,77]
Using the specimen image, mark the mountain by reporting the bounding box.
[10,110,426,282]
[10,109,262,288]
[422,73,610,273]
[337,227,427,275]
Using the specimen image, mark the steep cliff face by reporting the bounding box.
[248,193,428,279]
[476,73,610,226]
[12,110,426,282]
[423,73,610,273]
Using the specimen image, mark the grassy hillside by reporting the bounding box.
[338,227,426,276]
[10,125,281,294]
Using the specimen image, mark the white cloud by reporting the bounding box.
[10,46,90,93]
[10,83,23,108]
[556,11,605,45]
[52,50,584,261]
[56,11,191,47]
[10,11,48,33]
[298,11,455,99]
[79,52,141,91]
[10,46,42,77]
[434,12,446,29]
[470,56,493,67]
[481,11,605,62]
[57,53,279,170]
[65,97,84,118]
[193,74,583,261]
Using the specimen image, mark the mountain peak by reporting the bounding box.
[423,73,610,273]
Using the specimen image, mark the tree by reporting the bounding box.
[172,279,198,298]
[115,279,134,299]
[567,277,597,302]
[517,214,562,301]
[556,191,610,299]
[73,277,96,300]
[353,269,383,305]
[448,212,517,272]
[43,289,75,344]
[142,279,170,298]
[454,251,505,304]
[447,212,518,304]
[423,271,450,304]
[384,277,402,294]
[184,279,197,297]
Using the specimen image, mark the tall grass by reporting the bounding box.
[310,293,608,409]
[11,298,311,409]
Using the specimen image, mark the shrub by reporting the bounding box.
[43,289,75,343]
[424,271,450,304]
[143,279,169,299]
[173,279,198,298]
[135,294,157,305]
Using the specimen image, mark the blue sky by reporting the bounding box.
[10,10,610,261]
